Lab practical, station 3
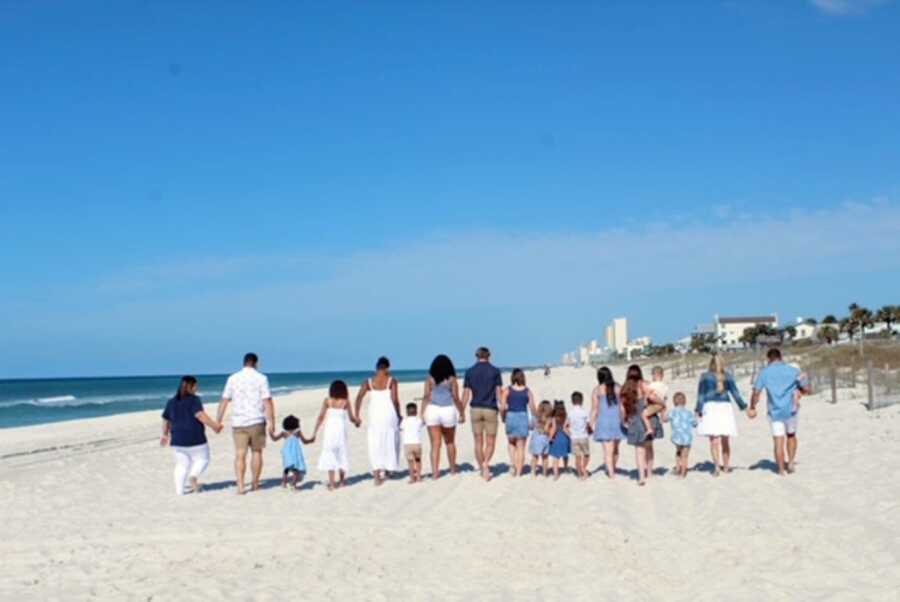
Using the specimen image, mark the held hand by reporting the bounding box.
[159,435,169,447]
[747,408,757,419]
[213,422,224,434]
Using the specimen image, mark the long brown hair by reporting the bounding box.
[621,364,644,420]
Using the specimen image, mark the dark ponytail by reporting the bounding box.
[176,375,198,400]
[597,366,617,407]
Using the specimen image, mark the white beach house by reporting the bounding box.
[715,314,779,350]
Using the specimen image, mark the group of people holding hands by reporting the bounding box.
[160,347,810,495]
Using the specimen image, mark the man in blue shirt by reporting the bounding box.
[749,348,811,475]
[463,347,503,481]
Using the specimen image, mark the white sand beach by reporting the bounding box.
[1,365,898,601]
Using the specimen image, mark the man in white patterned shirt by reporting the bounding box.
[216,353,275,494]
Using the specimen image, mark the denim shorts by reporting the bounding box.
[505,411,529,439]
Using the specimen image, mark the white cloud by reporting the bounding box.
[71,198,900,320]
[809,0,891,15]
[9,199,900,372]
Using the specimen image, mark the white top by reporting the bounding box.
[222,367,271,428]
[400,416,424,445]
[568,405,590,439]
[648,381,669,405]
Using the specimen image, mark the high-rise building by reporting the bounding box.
[612,317,628,353]
[603,317,629,353]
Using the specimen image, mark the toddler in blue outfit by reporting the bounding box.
[666,392,697,479]
[272,415,316,490]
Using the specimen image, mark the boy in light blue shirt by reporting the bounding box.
[749,348,811,475]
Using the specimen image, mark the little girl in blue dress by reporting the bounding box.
[548,401,571,481]
[529,400,553,477]
[272,414,315,490]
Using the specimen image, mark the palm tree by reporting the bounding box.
[848,304,874,356]
[817,325,838,345]
[840,317,857,342]
[877,305,897,335]
[823,314,838,325]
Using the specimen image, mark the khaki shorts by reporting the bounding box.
[470,407,499,437]
[404,444,422,462]
[572,438,591,457]
[233,423,267,452]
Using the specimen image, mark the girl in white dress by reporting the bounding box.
[315,380,361,490]
[354,357,401,486]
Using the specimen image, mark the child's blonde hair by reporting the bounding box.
[652,365,664,378]
[535,400,553,430]
[673,392,687,406]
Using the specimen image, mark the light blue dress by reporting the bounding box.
[282,435,307,473]
[594,395,625,442]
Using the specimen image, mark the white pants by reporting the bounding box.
[770,416,798,438]
[173,444,210,495]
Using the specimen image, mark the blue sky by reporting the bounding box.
[2,0,900,378]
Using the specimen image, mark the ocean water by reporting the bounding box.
[0,369,432,429]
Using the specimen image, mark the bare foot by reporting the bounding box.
[327,483,335,491]
[408,478,416,484]
[787,463,796,474]
[638,480,646,487]
[723,467,733,474]
[189,477,201,493]
[482,466,492,481]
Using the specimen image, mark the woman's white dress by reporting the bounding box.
[318,408,350,472]
[366,378,400,472]
[698,402,738,437]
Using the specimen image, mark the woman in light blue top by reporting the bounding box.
[696,354,747,476]
[589,366,625,479]
[422,355,465,480]
[500,368,537,477]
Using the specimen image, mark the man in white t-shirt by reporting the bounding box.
[216,353,275,494]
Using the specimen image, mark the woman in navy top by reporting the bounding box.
[161,376,223,495]
[500,368,537,477]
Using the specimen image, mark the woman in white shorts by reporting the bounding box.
[422,354,466,479]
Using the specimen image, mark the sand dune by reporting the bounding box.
[1,365,898,601]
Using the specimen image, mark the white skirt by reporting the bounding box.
[698,402,737,437]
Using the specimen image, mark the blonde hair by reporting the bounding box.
[535,400,553,431]
[708,354,727,394]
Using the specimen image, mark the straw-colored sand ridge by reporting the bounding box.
[1,365,898,601]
